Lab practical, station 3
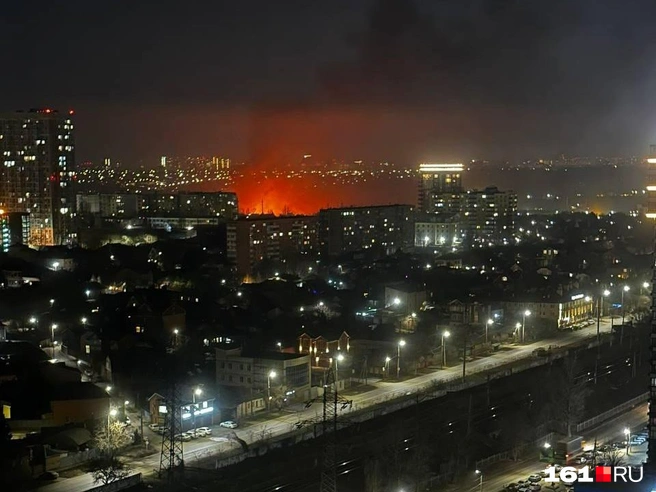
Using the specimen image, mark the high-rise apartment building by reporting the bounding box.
[462,186,517,244]
[318,204,414,256]
[0,109,75,246]
[227,214,319,277]
[645,146,656,465]
[76,191,238,223]
[418,163,464,212]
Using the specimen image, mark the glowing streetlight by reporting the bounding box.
[192,387,203,430]
[51,323,58,346]
[442,331,450,368]
[475,469,483,492]
[521,310,531,343]
[334,353,345,384]
[486,319,493,344]
[29,316,37,325]
[393,297,401,306]
[397,340,406,379]
[81,317,88,327]
[106,385,112,393]
[49,298,55,307]
[384,356,391,378]
[267,370,277,411]
[621,285,630,325]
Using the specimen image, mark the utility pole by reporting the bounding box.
[159,383,184,479]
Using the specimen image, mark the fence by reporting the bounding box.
[85,473,142,492]
[56,448,100,470]
[575,392,648,433]
[475,432,555,470]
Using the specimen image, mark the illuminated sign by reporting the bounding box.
[571,294,585,301]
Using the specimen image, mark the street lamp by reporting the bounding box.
[521,310,531,343]
[277,342,282,352]
[475,469,483,492]
[51,323,58,347]
[85,289,91,298]
[393,297,401,306]
[49,298,55,307]
[384,356,391,379]
[173,328,179,347]
[81,317,88,327]
[29,316,37,325]
[624,427,631,455]
[334,353,344,386]
[106,385,112,393]
[192,387,202,431]
[442,331,450,368]
[486,319,493,344]
[267,370,277,411]
[621,285,630,325]
[397,340,406,379]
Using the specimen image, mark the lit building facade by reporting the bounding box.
[76,191,238,223]
[215,348,311,400]
[414,214,460,248]
[318,204,414,256]
[462,186,517,244]
[0,109,76,246]
[646,146,656,465]
[227,214,319,277]
[418,163,464,212]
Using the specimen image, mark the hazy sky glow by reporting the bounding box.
[4,0,656,163]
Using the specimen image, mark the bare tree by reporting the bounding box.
[550,356,589,436]
[94,421,133,457]
[601,448,626,467]
[89,422,133,485]
[89,455,131,485]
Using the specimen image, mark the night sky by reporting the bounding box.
[3,0,656,164]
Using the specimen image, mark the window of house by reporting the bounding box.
[240,377,244,383]
[228,375,233,382]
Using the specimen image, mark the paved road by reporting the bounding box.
[37,318,620,492]
[466,403,648,492]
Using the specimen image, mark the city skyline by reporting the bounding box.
[4,1,656,163]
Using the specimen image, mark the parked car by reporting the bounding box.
[182,431,196,440]
[148,423,160,431]
[40,471,59,481]
[219,420,238,429]
[196,427,212,436]
[528,474,542,483]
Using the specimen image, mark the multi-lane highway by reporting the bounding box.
[37,317,622,492]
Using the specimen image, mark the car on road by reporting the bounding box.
[528,474,542,483]
[182,431,196,440]
[220,420,238,429]
[196,427,212,436]
[174,433,191,442]
[148,423,161,431]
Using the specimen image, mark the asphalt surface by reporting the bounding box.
[463,403,649,492]
[36,317,623,492]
